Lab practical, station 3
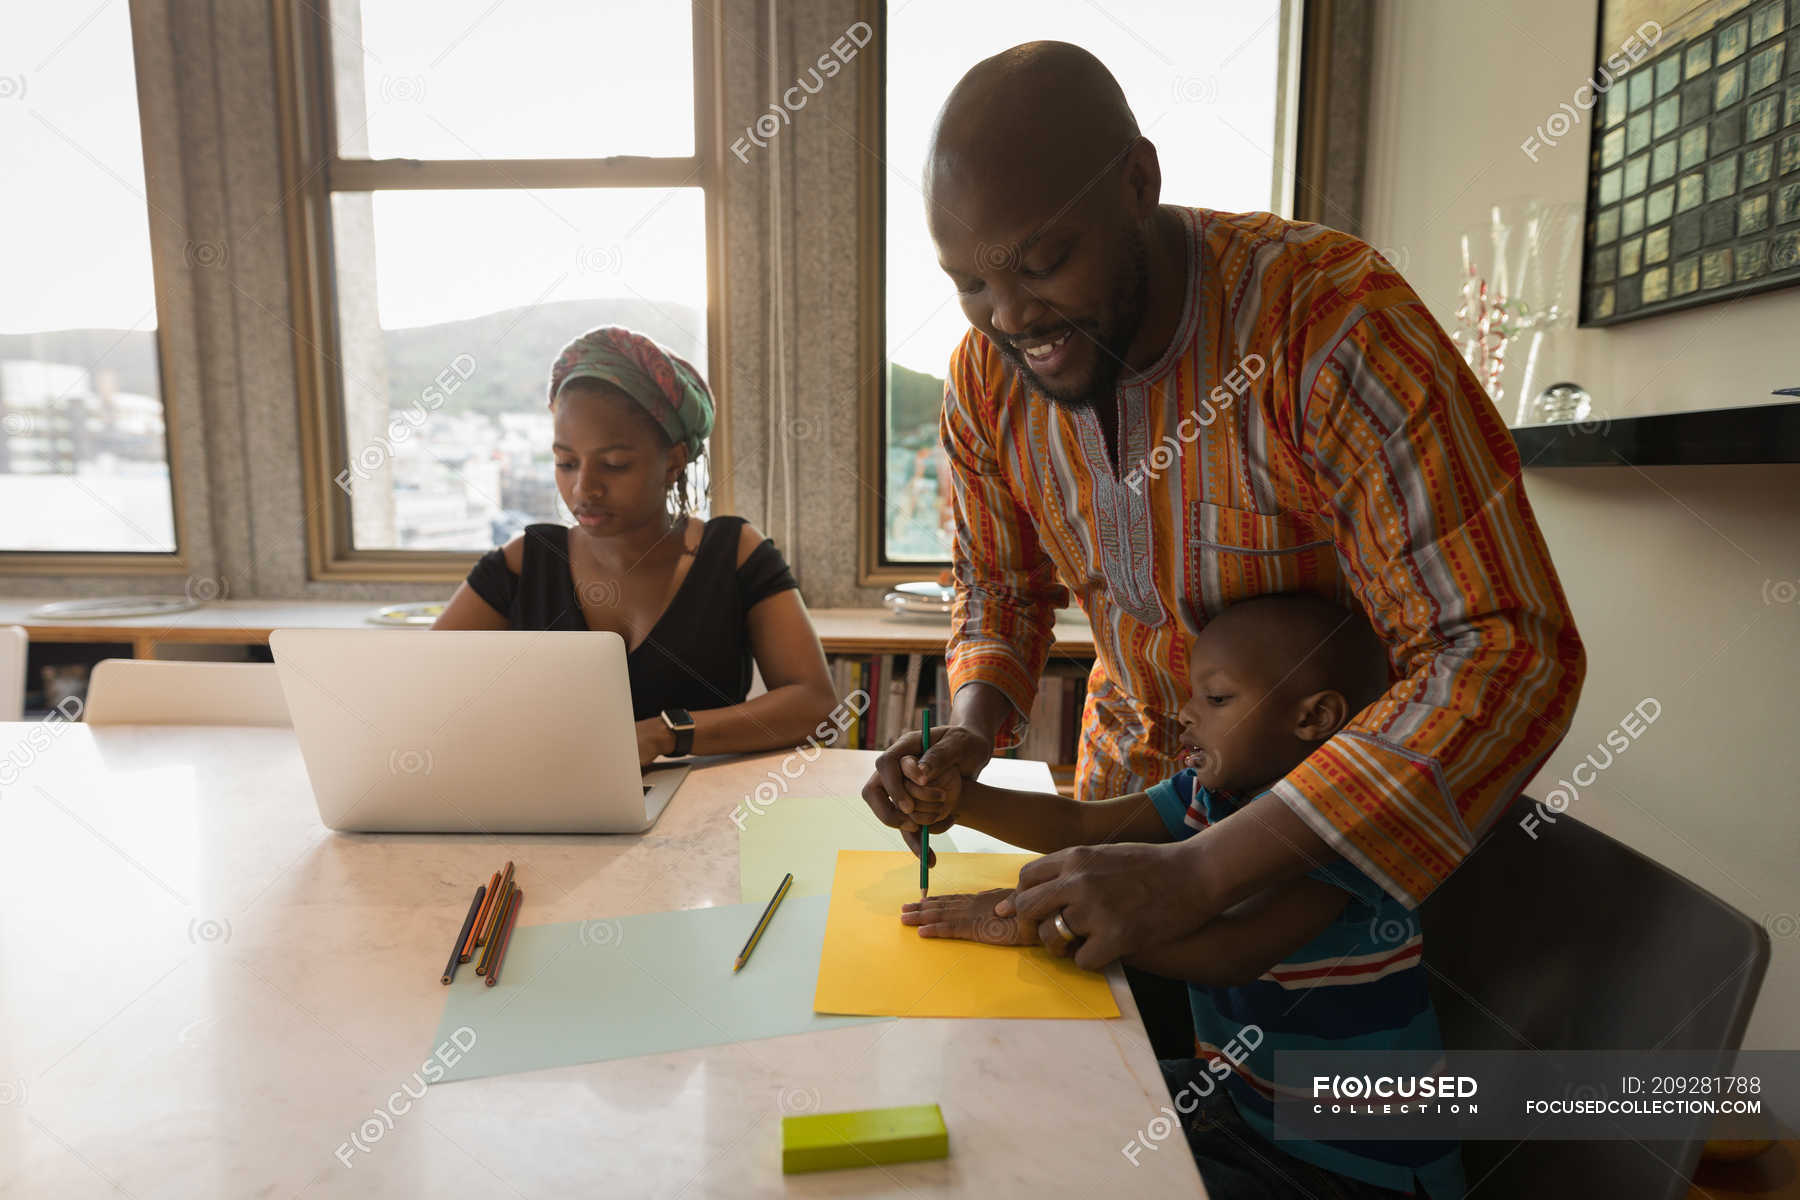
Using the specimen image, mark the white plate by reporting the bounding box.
[883,591,952,620]
[29,596,201,620]
[366,602,445,627]
[891,580,954,601]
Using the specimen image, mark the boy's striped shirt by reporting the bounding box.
[1149,767,1467,1198]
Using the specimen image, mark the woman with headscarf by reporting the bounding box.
[434,326,838,765]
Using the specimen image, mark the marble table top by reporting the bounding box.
[0,724,1202,1198]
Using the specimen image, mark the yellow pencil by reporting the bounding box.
[734,872,793,972]
[475,877,513,976]
[478,860,515,948]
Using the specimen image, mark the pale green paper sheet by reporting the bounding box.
[429,894,887,1083]
[738,794,1030,904]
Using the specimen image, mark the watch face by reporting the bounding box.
[663,708,695,730]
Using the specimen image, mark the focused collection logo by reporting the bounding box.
[1310,1074,1480,1115]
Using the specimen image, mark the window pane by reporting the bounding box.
[331,0,694,160]
[883,2,1285,562]
[0,5,175,553]
[330,187,708,550]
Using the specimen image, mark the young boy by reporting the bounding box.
[898,593,1465,1199]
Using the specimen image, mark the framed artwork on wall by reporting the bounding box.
[1580,0,1800,325]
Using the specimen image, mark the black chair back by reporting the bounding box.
[1420,795,1771,1197]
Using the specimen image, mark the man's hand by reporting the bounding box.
[997,841,1213,971]
[899,888,1038,945]
[861,723,994,865]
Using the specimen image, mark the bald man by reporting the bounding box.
[863,44,1585,965]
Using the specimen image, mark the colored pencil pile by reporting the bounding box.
[441,859,523,988]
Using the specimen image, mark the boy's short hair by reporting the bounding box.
[1207,592,1391,713]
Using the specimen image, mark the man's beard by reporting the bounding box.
[1005,227,1151,414]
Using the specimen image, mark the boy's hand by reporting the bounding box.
[899,888,1038,945]
[894,756,962,831]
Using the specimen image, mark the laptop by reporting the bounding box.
[269,629,690,833]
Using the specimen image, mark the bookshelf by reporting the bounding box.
[811,608,1096,798]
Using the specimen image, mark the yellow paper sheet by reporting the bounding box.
[813,850,1120,1020]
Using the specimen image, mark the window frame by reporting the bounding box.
[0,1,193,576]
[272,0,732,581]
[855,0,1311,586]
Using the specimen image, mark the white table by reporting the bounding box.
[0,725,1202,1198]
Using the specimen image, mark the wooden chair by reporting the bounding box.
[0,625,25,722]
[83,659,290,726]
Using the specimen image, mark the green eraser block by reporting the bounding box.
[781,1103,949,1174]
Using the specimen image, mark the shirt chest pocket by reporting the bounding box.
[1182,502,1339,632]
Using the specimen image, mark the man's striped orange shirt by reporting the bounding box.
[941,207,1586,907]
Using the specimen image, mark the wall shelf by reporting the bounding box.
[1511,399,1800,468]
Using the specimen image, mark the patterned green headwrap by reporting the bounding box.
[547,326,714,458]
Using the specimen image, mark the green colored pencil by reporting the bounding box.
[918,711,931,900]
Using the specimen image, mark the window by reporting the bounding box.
[0,5,179,557]
[871,1,1295,569]
[278,0,719,571]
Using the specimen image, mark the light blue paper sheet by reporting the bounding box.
[429,894,888,1082]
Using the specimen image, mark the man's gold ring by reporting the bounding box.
[1051,911,1079,946]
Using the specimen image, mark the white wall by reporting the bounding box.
[1366,0,1800,419]
[1364,0,1800,1051]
